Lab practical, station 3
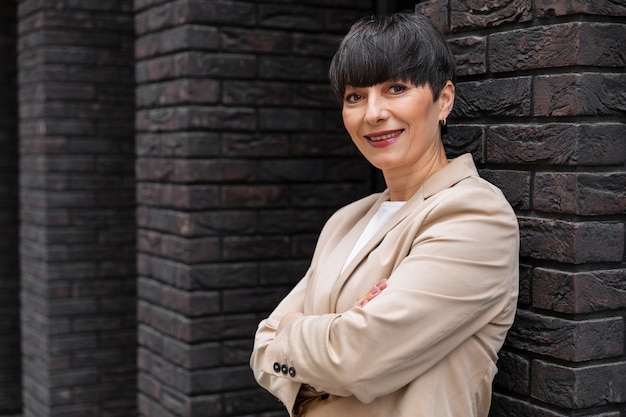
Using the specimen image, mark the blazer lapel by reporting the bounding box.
[327,154,479,310]
[308,191,387,314]
[328,189,423,308]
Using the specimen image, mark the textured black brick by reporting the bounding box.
[259,56,329,81]
[292,183,370,208]
[183,366,257,394]
[519,217,624,264]
[134,1,256,35]
[186,315,259,344]
[0,1,20,414]
[532,360,626,409]
[490,23,626,73]
[453,77,532,118]
[221,185,289,208]
[160,385,188,415]
[135,25,220,59]
[220,27,290,54]
[137,184,220,210]
[139,278,220,317]
[258,159,325,183]
[179,159,260,183]
[222,288,289,313]
[416,0,449,33]
[534,73,626,117]
[136,79,220,107]
[323,8,372,33]
[486,123,626,166]
[259,108,325,131]
[448,35,487,76]
[18,2,137,417]
[293,83,337,108]
[258,4,326,31]
[223,389,283,417]
[260,260,309,286]
[292,33,345,58]
[290,133,360,156]
[442,124,483,160]
[532,268,626,314]
[506,310,624,361]
[184,0,257,26]
[139,303,259,343]
[533,172,626,215]
[325,159,371,182]
[450,0,532,30]
[188,211,257,236]
[223,339,254,365]
[536,0,626,18]
[490,393,572,417]
[222,236,292,261]
[136,106,257,132]
[135,52,256,83]
[479,169,530,210]
[517,263,532,306]
[187,262,258,290]
[135,158,256,183]
[136,132,221,158]
[493,350,530,395]
[222,133,290,157]
[138,230,220,263]
[222,81,291,106]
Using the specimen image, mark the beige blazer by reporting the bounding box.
[250,154,519,417]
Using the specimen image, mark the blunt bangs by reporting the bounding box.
[329,13,456,103]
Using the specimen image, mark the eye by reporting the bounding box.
[344,92,363,104]
[388,84,407,94]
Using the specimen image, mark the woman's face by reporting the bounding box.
[341,80,454,181]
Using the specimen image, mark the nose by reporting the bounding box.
[364,95,389,125]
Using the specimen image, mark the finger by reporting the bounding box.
[365,286,381,301]
[356,296,366,307]
[355,279,389,307]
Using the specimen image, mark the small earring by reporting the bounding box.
[441,118,447,126]
[448,107,453,112]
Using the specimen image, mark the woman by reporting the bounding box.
[250,12,519,417]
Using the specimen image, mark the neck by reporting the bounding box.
[384,146,449,201]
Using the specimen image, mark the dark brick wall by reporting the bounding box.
[134,0,373,416]
[0,0,21,414]
[418,0,626,416]
[17,1,137,416]
[5,1,623,416]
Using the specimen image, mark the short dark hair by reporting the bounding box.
[329,12,456,103]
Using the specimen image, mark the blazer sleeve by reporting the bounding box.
[249,267,311,415]
[255,183,519,403]
[249,197,376,413]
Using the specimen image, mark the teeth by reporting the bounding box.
[368,130,402,141]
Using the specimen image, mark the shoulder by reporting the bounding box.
[434,175,515,217]
[417,175,519,244]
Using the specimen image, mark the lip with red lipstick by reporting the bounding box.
[364,129,404,147]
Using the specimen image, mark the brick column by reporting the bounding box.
[134,0,373,415]
[419,1,626,415]
[0,0,21,414]
[17,1,137,416]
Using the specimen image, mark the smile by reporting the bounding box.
[366,129,404,142]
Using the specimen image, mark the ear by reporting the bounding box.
[438,81,455,122]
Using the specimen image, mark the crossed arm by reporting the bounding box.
[277,279,388,335]
[251,182,519,409]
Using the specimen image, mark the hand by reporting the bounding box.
[355,279,388,307]
[277,312,303,334]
